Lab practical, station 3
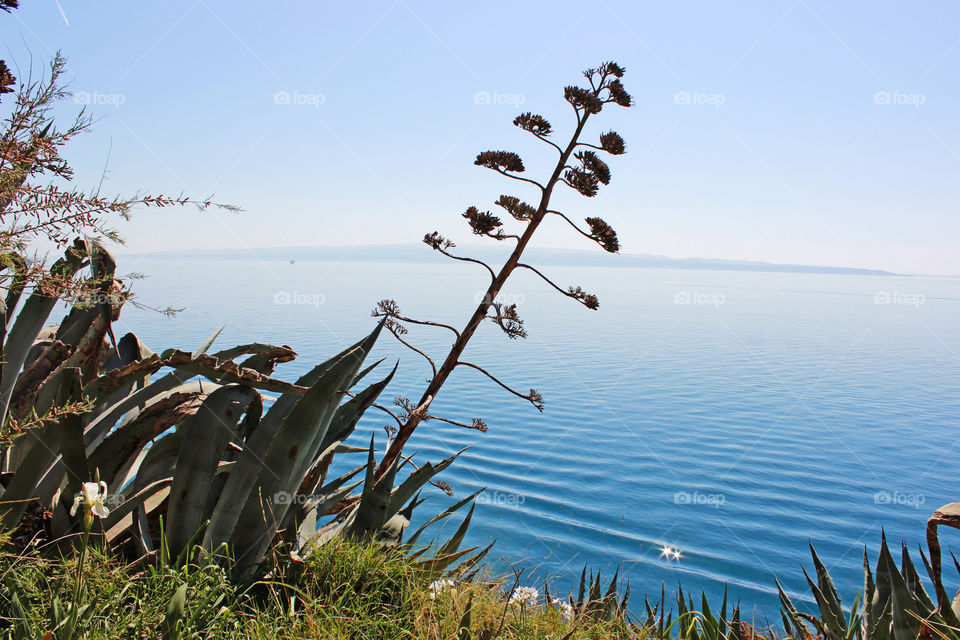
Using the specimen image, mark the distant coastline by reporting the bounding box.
[121,243,900,277]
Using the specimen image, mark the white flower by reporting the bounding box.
[70,481,110,522]
[552,597,574,621]
[428,579,455,600]
[509,586,540,607]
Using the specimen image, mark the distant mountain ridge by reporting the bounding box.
[123,243,898,276]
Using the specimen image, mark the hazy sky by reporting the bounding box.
[3,1,958,274]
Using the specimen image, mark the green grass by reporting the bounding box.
[0,531,652,639]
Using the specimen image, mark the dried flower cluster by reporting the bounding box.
[513,112,553,137]
[495,195,536,221]
[586,217,620,253]
[462,206,503,236]
[474,150,525,173]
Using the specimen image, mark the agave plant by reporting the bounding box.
[777,521,960,640]
[0,239,477,576]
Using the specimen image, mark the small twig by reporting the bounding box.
[386,325,438,378]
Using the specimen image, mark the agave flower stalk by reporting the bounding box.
[375,62,632,475]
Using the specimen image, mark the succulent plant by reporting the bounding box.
[0,240,477,576]
[777,513,960,640]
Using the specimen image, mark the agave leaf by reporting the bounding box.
[55,244,117,364]
[602,569,620,620]
[352,357,387,387]
[316,363,396,454]
[165,385,262,556]
[297,480,363,551]
[56,372,89,498]
[83,368,195,451]
[453,541,495,583]
[900,543,934,613]
[587,571,603,616]
[225,330,379,566]
[576,567,587,609]
[102,478,173,543]
[192,326,224,358]
[414,545,479,578]
[388,448,467,514]
[434,503,477,559]
[457,594,472,640]
[808,542,847,639]
[846,591,863,640]
[776,578,811,639]
[285,460,366,547]
[872,532,893,630]
[404,488,485,549]
[9,339,71,420]
[0,240,86,423]
[211,341,293,363]
[203,324,382,552]
[878,535,920,640]
[127,433,182,497]
[103,332,154,374]
[863,546,877,637]
[88,389,204,487]
[343,446,466,539]
[1,252,28,334]
[0,367,83,528]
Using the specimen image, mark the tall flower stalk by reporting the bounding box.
[374,62,632,475]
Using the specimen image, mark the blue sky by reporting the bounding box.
[3,1,959,274]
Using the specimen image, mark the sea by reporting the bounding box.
[114,253,960,619]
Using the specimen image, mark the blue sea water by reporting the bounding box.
[116,255,960,618]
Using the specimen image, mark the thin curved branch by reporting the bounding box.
[435,244,496,281]
[514,262,582,304]
[576,142,606,153]
[492,167,546,192]
[533,133,563,154]
[386,325,437,378]
[480,229,521,243]
[547,209,597,243]
[374,310,461,340]
[455,360,544,411]
[429,414,489,432]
